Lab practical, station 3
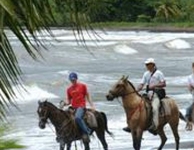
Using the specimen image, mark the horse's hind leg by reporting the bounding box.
[170,123,179,150]
[157,126,167,150]
[95,130,108,150]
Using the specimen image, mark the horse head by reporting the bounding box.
[106,75,130,101]
[37,100,50,129]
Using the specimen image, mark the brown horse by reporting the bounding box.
[37,100,113,150]
[106,76,185,150]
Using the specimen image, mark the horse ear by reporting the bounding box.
[124,75,129,81]
[121,75,125,80]
[42,99,48,103]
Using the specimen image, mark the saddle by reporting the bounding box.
[142,93,167,126]
[67,106,98,128]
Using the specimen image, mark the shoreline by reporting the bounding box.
[50,26,194,33]
[99,26,194,33]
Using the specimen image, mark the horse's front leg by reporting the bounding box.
[83,141,90,150]
[131,129,143,150]
[66,143,72,150]
[157,127,167,150]
[59,143,65,150]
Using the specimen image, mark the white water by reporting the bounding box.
[5,30,194,150]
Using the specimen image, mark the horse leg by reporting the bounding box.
[83,141,90,150]
[169,123,179,150]
[131,130,143,150]
[95,130,108,150]
[59,143,65,150]
[157,127,167,150]
[66,143,72,150]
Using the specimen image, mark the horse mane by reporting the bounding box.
[127,80,142,97]
[45,101,58,109]
[44,101,71,118]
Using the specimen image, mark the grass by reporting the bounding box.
[91,22,194,31]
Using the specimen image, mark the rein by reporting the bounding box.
[58,119,72,134]
[127,100,144,120]
[116,80,145,120]
[122,90,138,97]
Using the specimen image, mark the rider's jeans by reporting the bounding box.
[75,107,91,134]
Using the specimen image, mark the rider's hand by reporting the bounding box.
[149,84,155,90]
[59,101,68,109]
[90,106,96,112]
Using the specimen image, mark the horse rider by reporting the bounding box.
[185,62,194,121]
[123,58,166,132]
[63,72,95,142]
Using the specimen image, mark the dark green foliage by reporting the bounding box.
[51,0,194,24]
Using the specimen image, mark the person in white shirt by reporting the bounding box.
[123,58,166,133]
[185,62,194,121]
[137,58,166,131]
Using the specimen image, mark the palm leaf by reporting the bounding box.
[0,0,94,121]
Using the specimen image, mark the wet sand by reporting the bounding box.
[162,141,194,149]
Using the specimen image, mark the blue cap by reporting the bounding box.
[69,72,78,80]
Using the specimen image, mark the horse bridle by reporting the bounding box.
[109,82,138,98]
[39,107,49,123]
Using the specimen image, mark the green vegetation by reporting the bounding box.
[50,0,194,26]
[0,126,25,150]
[91,22,194,30]
[0,0,92,149]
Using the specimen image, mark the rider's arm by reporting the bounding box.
[149,81,166,90]
[86,92,95,110]
[63,90,71,106]
[188,77,194,92]
[149,71,166,90]
[64,98,70,106]
[188,83,194,92]
[137,72,147,92]
[137,83,144,92]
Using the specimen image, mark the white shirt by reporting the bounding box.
[141,70,165,89]
[187,73,194,101]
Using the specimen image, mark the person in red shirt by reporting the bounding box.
[63,72,95,142]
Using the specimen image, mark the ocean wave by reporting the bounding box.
[11,84,59,104]
[114,44,138,55]
[165,39,191,49]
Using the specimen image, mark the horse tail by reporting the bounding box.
[179,111,186,122]
[100,112,114,137]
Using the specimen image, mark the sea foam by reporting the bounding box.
[7,84,59,104]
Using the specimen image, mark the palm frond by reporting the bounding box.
[0,0,93,121]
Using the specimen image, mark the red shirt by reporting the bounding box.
[67,82,87,108]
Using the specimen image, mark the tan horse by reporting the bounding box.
[106,76,185,150]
